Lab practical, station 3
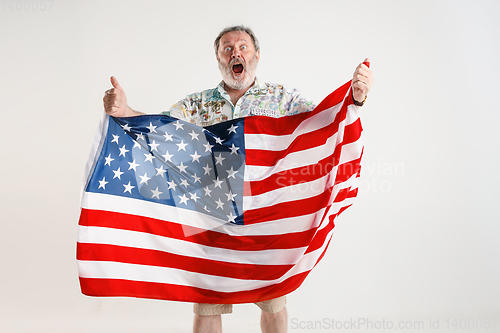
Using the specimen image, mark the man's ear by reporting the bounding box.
[256,50,260,61]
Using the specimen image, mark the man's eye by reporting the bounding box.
[225,47,231,51]
[241,45,247,50]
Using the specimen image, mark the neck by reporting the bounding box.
[224,79,255,105]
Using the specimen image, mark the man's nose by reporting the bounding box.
[231,49,241,59]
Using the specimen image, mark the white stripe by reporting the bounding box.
[82,192,326,236]
[244,171,335,210]
[78,225,307,265]
[77,227,336,293]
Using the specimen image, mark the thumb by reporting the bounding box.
[110,76,122,90]
[363,58,370,68]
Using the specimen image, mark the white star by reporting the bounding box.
[151,187,162,199]
[144,153,155,163]
[176,140,188,151]
[203,142,214,153]
[226,166,238,179]
[119,145,129,157]
[148,140,160,152]
[227,124,238,134]
[213,177,223,188]
[215,153,225,166]
[122,124,132,132]
[133,140,142,149]
[229,143,240,155]
[167,180,177,191]
[188,130,199,141]
[192,173,201,184]
[128,159,140,171]
[190,192,200,202]
[139,173,151,185]
[227,212,237,223]
[104,154,114,166]
[136,133,145,141]
[215,198,224,209]
[214,136,224,145]
[203,186,212,197]
[180,178,189,188]
[111,135,119,144]
[202,164,212,175]
[123,181,135,194]
[162,151,173,163]
[177,162,188,173]
[173,121,184,130]
[178,194,189,205]
[98,177,108,189]
[147,122,157,133]
[163,132,173,141]
[112,167,124,179]
[225,191,237,202]
[190,151,201,163]
[156,165,167,177]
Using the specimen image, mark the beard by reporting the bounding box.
[218,55,259,91]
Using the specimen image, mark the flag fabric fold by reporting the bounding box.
[77,80,363,304]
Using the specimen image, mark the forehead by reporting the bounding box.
[219,31,252,47]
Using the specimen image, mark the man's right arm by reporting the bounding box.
[103,76,143,117]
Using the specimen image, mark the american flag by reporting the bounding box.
[77,80,363,304]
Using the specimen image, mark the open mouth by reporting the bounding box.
[232,63,244,74]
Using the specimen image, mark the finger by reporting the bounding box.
[105,105,120,114]
[353,78,368,88]
[363,58,370,68]
[355,69,371,82]
[103,94,121,103]
[352,79,368,91]
[105,88,118,95]
[110,76,122,90]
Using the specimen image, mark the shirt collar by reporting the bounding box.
[217,77,267,99]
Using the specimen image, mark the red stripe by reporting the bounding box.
[245,108,346,167]
[334,156,362,185]
[243,187,333,225]
[244,120,362,196]
[245,94,362,168]
[302,192,357,256]
[79,209,317,251]
[77,243,293,281]
[245,153,359,200]
[245,149,341,197]
[244,81,352,135]
[79,269,312,304]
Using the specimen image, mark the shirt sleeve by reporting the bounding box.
[161,100,189,120]
[161,93,204,122]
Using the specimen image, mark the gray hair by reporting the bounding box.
[214,25,260,57]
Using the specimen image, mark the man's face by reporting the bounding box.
[217,31,260,91]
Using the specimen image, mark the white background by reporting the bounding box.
[1,0,499,332]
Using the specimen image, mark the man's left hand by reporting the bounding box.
[352,58,373,104]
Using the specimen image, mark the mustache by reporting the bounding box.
[229,58,246,69]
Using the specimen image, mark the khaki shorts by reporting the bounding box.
[193,296,286,316]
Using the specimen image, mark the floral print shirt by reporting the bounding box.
[162,78,316,127]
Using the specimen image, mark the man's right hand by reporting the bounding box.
[103,76,141,117]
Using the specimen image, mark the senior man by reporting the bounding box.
[103,25,373,333]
